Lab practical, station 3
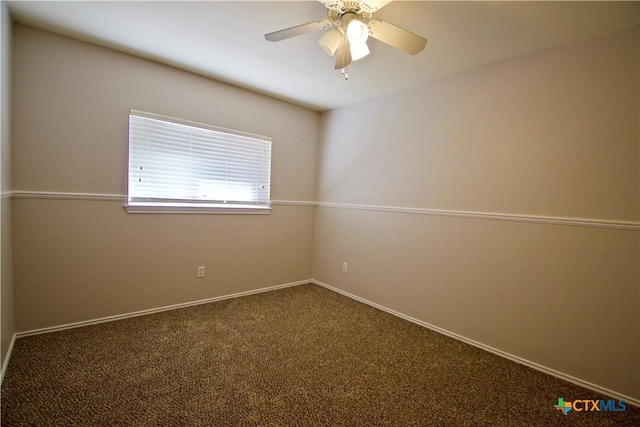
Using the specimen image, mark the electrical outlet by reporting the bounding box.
[197,266,205,278]
[342,262,348,273]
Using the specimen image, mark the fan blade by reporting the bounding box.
[334,34,352,69]
[265,19,332,42]
[318,0,340,10]
[368,19,427,55]
[360,0,394,12]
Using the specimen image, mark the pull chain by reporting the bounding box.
[341,67,349,80]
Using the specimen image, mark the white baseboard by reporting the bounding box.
[7,278,639,408]
[1,333,17,387]
[3,280,310,388]
[311,279,640,408]
[16,280,310,338]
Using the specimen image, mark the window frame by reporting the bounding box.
[125,109,272,214]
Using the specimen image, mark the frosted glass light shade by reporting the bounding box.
[318,28,342,56]
[350,41,370,61]
[346,19,370,61]
[346,19,369,44]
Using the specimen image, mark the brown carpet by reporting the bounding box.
[2,283,639,426]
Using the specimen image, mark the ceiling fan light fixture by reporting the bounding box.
[318,28,342,56]
[264,0,428,76]
[350,40,370,61]
[346,18,370,61]
[346,18,369,44]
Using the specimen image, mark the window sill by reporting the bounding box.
[124,203,272,214]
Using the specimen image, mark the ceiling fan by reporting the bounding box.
[264,0,427,79]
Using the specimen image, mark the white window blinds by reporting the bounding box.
[128,110,271,209]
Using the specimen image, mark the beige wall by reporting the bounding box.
[1,0,14,373]
[11,25,320,331]
[7,17,640,404]
[313,27,640,400]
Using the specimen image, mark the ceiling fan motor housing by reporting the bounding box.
[328,3,373,27]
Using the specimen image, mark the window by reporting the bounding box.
[126,110,271,213]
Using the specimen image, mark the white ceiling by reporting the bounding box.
[7,1,640,111]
